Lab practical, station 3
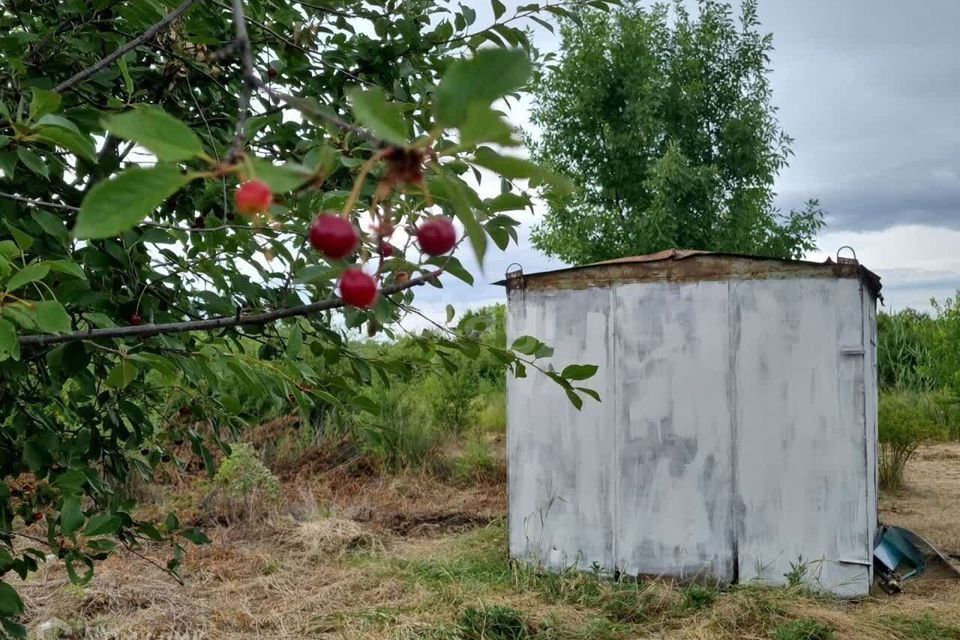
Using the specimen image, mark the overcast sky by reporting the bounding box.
[407,0,960,329]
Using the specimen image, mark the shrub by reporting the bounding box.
[877,309,938,392]
[422,369,480,434]
[205,443,281,523]
[353,381,441,470]
[476,390,507,434]
[772,618,835,640]
[879,392,947,491]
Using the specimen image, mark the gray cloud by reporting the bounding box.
[760,0,960,230]
[413,0,960,315]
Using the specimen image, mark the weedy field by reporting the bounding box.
[9,428,960,640]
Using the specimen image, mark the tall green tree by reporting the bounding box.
[0,1,609,631]
[530,0,825,264]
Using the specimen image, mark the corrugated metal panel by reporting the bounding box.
[505,253,879,597]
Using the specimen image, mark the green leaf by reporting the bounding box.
[53,469,87,493]
[31,210,69,243]
[0,241,20,260]
[0,319,18,362]
[165,512,180,532]
[181,528,211,545]
[34,300,72,333]
[35,114,81,134]
[487,192,530,212]
[346,86,408,145]
[459,104,516,147]
[127,353,178,380]
[74,165,193,239]
[29,89,61,121]
[60,496,84,535]
[511,335,553,359]
[0,150,16,178]
[446,304,455,323]
[3,303,36,330]
[17,147,48,178]
[473,147,574,193]
[576,386,601,402]
[6,262,50,291]
[286,324,303,358]
[104,106,205,161]
[44,259,86,279]
[511,335,545,356]
[84,514,122,537]
[426,256,473,285]
[118,55,134,96]
[2,620,26,639]
[492,0,506,19]
[247,157,313,192]
[35,126,98,164]
[4,222,33,252]
[105,361,138,388]
[64,553,94,586]
[561,364,598,381]
[565,388,584,411]
[433,173,487,266]
[436,48,532,126]
[0,582,24,617]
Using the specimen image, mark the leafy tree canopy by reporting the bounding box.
[530,0,825,265]
[0,0,612,632]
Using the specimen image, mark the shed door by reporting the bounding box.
[613,281,735,581]
[731,279,872,597]
[507,288,618,571]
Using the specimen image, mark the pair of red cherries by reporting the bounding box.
[234,180,456,308]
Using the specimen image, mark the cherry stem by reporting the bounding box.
[341,148,389,217]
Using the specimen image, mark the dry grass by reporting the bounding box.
[880,442,960,555]
[10,442,960,639]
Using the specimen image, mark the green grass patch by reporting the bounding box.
[880,614,960,639]
[772,618,835,640]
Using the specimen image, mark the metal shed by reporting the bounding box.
[501,249,882,597]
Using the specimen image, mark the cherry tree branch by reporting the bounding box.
[248,75,381,144]
[18,268,443,347]
[0,191,78,211]
[54,0,204,93]
[228,0,255,160]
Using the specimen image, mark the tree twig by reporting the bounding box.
[0,191,78,211]
[18,268,444,347]
[248,75,380,144]
[53,0,204,93]
[228,0,256,160]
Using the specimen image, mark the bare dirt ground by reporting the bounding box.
[10,442,960,639]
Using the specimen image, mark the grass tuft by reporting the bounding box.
[772,618,835,640]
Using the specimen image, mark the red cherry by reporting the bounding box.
[379,241,394,257]
[308,214,359,259]
[416,217,457,256]
[33,512,43,522]
[339,267,378,309]
[234,180,273,216]
[130,313,142,326]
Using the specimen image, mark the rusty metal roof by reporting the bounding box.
[495,249,883,300]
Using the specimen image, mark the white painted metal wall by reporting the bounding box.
[507,274,878,597]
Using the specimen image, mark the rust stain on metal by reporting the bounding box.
[499,249,882,301]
